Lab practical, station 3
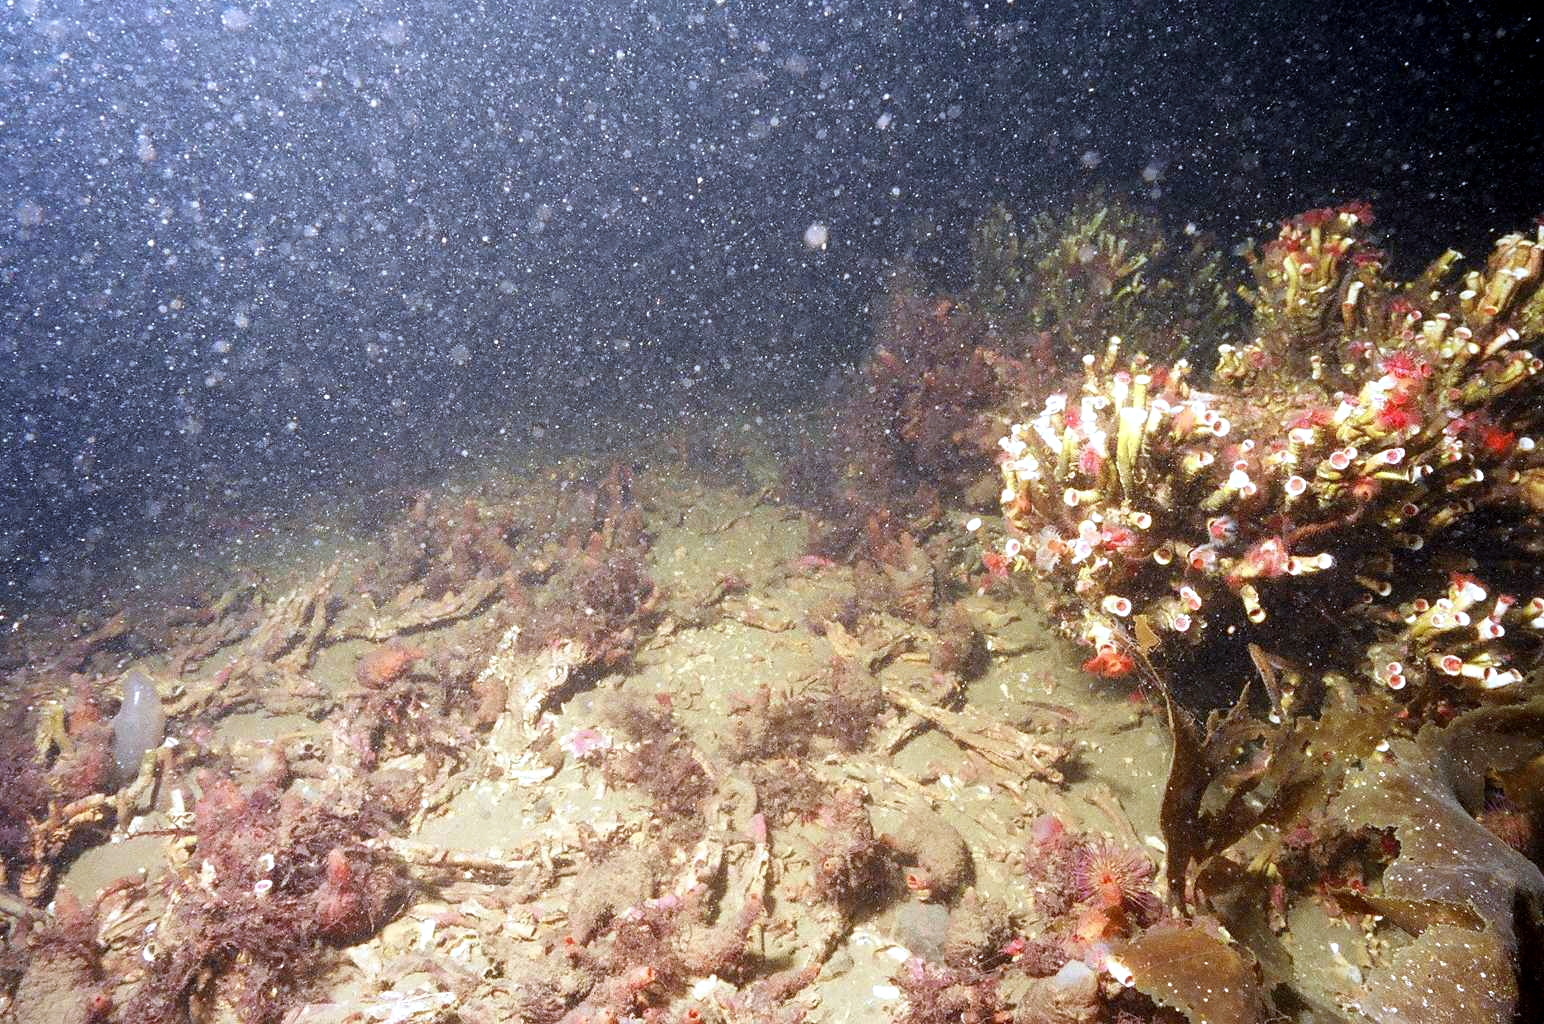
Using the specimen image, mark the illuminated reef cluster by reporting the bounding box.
[784,196,1238,575]
[995,205,1544,702]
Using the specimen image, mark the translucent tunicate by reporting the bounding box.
[111,670,166,785]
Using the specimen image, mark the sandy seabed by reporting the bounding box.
[0,409,1346,1024]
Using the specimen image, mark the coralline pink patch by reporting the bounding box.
[560,726,612,759]
[1244,537,1291,577]
[1073,940,1113,972]
[1379,350,1422,380]
[1100,524,1137,552]
[1030,813,1067,849]
[1206,515,1237,544]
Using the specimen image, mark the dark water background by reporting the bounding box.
[3,0,1541,610]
